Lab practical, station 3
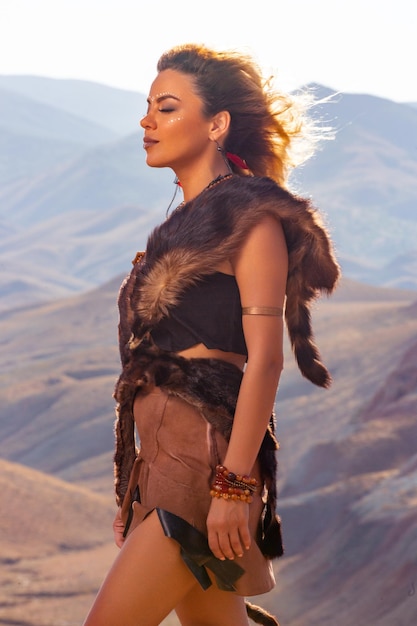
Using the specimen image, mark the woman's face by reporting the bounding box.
[140,69,215,172]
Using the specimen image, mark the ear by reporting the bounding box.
[208,110,231,143]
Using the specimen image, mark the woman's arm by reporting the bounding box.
[207,215,288,561]
[225,214,287,474]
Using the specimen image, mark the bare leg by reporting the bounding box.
[83,511,197,626]
[175,575,250,626]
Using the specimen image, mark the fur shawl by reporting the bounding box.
[119,174,340,386]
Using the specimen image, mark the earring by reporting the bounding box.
[215,140,233,174]
[215,140,250,172]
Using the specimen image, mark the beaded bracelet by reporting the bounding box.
[210,464,258,503]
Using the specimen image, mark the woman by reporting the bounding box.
[83,44,340,626]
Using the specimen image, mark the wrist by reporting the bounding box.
[210,464,258,503]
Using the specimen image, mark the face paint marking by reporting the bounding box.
[147,92,181,104]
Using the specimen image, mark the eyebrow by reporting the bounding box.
[146,93,181,104]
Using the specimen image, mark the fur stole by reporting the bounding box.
[119,174,340,386]
[114,175,339,507]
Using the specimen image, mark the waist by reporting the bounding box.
[177,344,246,370]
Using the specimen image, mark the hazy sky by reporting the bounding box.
[0,0,415,102]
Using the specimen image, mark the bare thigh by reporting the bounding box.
[83,510,197,626]
[175,577,249,626]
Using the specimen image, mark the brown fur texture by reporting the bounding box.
[113,175,339,626]
[114,346,283,556]
[119,175,340,385]
[115,174,339,510]
[245,601,280,625]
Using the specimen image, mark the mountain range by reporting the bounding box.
[1,76,417,625]
[0,76,416,313]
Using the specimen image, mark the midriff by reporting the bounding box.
[177,344,246,371]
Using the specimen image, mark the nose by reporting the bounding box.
[140,112,156,129]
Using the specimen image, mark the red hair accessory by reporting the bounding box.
[226,152,249,170]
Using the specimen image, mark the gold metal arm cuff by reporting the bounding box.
[242,306,283,316]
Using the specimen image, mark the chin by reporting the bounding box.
[145,155,171,169]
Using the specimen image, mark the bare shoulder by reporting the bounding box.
[233,215,287,275]
[233,215,288,306]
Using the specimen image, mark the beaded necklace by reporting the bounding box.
[133,173,233,265]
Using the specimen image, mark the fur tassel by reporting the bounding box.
[245,601,280,625]
[260,513,284,559]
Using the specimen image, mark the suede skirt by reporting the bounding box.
[122,385,275,597]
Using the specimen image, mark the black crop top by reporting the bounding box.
[151,272,247,356]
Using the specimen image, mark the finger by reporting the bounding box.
[113,517,124,529]
[113,527,125,548]
[228,527,244,558]
[217,532,236,561]
[208,529,226,561]
[113,511,126,548]
[239,522,252,552]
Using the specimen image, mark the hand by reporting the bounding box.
[207,497,251,561]
[113,507,125,548]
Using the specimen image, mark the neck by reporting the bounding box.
[174,166,231,202]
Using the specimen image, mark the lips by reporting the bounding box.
[143,136,158,149]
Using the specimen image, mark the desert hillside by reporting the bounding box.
[2,73,417,626]
[261,284,417,625]
[1,275,416,625]
[0,457,117,626]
